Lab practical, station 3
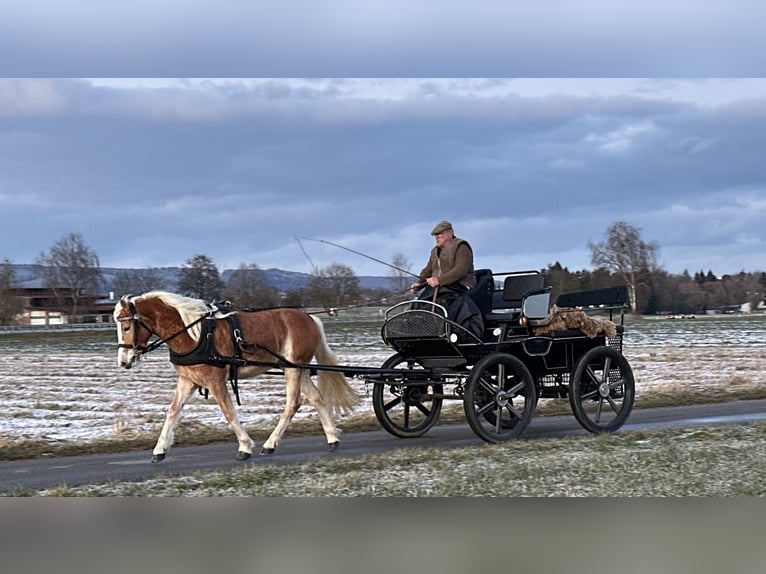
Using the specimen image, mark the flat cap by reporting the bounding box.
[431,220,453,235]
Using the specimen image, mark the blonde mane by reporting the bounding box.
[137,291,233,341]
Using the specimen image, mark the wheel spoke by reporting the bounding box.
[476,399,495,417]
[594,397,604,421]
[414,402,432,416]
[579,389,599,402]
[507,378,525,396]
[478,375,499,395]
[506,402,522,419]
[579,366,600,400]
[608,377,625,391]
[383,395,402,412]
[601,356,611,384]
[584,365,600,385]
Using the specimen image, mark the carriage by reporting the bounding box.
[114,269,635,460]
[366,269,635,443]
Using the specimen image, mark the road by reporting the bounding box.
[2,399,766,493]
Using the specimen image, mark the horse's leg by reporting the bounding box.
[152,375,196,463]
[300,374,341,451]
[207,378,255,461]
[260,368,303,456]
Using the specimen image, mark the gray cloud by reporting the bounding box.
[0,78,764,277]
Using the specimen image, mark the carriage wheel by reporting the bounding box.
[372,353,443,438]
[463,353,536,443]
[569,346,635,433]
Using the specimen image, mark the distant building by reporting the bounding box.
[11,288,116,325]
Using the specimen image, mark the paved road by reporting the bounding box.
[2,399,766,493]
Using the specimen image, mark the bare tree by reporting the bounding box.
[307,263,360,308]
[112,267,168,297]
[589,221,660,314]
[0,259,23,324]
[178,254,224,300]
[224,263,280,308]
[388,252,412,293]
[281,288,305,308]
[35,232,102,317]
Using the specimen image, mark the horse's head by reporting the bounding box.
[113,295,153,369]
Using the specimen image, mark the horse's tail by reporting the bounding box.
[310,315,360,416]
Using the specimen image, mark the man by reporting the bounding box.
[411,220,477,302]
[410,221,483,338]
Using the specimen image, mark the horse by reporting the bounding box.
[113,291,360,462]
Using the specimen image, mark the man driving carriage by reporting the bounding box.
[410,220,483,337]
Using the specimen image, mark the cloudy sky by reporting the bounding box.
[1,4,764,278]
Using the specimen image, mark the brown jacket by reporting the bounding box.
[418,237,477,289]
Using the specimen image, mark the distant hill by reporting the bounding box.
[10,264,394,294]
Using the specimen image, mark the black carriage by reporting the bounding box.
[367,270,635,443]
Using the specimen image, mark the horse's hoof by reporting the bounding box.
[328,441,340,452]
[151,453,166,463]
[236,451,251,461]
[260,447,275,456]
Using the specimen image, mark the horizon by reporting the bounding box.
[8,258,764,280]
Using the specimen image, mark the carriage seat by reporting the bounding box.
[467,269,494,316]
[555,285,629,309]
[485,272,546,323]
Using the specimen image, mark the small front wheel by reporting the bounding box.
[372,353,443,438]
[569,346,635,433]
[463,353,536,443]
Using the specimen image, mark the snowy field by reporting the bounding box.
[1,315,764,446]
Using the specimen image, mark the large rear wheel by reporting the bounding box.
[463,353,536,443]
[569,346,635,433]
[372,353,443,438]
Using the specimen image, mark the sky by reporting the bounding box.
[1,3,765,278]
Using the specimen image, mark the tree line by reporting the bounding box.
[1,223,764,324]
[551,220,765,315]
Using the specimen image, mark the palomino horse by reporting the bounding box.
[113,291,359,462]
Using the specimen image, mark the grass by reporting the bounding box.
[31,422,766,496]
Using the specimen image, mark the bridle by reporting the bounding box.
[117,298,208,357]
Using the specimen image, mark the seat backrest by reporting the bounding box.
[502,273,545,303]
[556,285,629,308]
[467,270,494,316]
[474,268,492,282]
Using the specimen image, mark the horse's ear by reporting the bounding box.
[120,295,133,310]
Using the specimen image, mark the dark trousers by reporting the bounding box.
[418,284,483,338]
[417,283,468,308]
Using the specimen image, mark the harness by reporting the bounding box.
[168,316,232,367]
[167,313,250,405]
[119,300,292,406]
